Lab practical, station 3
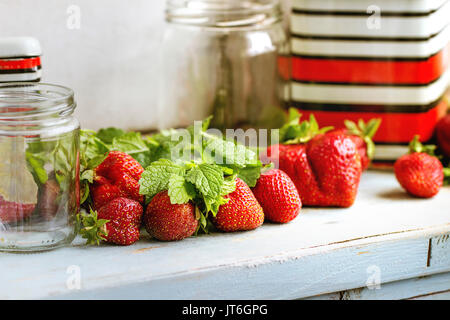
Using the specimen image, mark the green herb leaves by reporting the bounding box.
[139,159,185,199]
[139,160,236,233]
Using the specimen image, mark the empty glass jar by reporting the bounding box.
[0,83,80,251]
[159,0,289,131]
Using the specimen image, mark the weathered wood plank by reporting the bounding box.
[0,171,448,299]
[307,272,450,300]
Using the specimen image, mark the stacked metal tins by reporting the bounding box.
[0,37,42,83]
[290,0,450,164]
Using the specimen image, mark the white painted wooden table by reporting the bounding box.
[1,170,449,300]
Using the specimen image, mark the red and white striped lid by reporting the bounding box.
[0,37,42,83]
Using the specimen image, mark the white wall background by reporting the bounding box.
[0,0,290,131]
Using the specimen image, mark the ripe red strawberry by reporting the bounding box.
[79,197,143,245]
[144,191,198,241]
[90,151,144,209]
[333,118,381,170]
[394,136,443,198]
[213,178,264,232]
[266,110,362,207]
[252,169,301,223]
[436,114,450,159]
[95,151,144,181]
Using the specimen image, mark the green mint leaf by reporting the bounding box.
[185,163,224,200]
[167,174,196,204]
[202,132,258,168]
[96,127,125,144]
[111,132,152,167]
[221,176,237,196]
[235,163,263,187]
[139,159,184,198]
[80,169,94,183]
[80,130,110,161]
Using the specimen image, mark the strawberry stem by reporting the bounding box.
[344,118,381,160]
[280,108,333,144]
[444,167,450,186]
[76,208,109,245]
[408,135,437,156]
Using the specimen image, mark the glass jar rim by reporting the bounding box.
[0,82,75,119]
[166,0,282,28]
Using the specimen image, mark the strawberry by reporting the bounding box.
[90,151,144,209]
[436,114,450,159]
[252,169,301,223]
[144,191,198,241]
[78,197,143,245]
[213,178,264,232]
[394,136,443,198]
[265,109,362,207]
[333,119,381,170]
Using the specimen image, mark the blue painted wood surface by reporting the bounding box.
[0,171,449,299]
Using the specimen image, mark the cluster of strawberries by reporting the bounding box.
[80,112,449,246]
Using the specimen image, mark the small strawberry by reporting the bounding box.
[436,114,450,159]
[78,197,143,245]
[339,118,381,170]
[394,136,443,198]
[90,151,144,209]
[213,178,264,232]
[144,191,198,241]
[266,109,362,208]
[252,169,301,223]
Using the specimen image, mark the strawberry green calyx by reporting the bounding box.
[344,118,381,160]
[444,167,450,186]
[408,135,437,156]
[76,208,109,245]
[279,108,333,144]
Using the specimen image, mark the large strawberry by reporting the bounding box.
[436,113,450,159]
[78,197,143,245]
[144,191,198,241]
[265,109,362,207]
[252,169,301,223]
[394,136,443,198]
[213,178,264,232]
[90,151,144,209]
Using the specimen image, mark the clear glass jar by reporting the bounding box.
[159,0,289,131]
[0,83,80,252]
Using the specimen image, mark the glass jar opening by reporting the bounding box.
[166,0,282,28]
[0,83,75,120]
